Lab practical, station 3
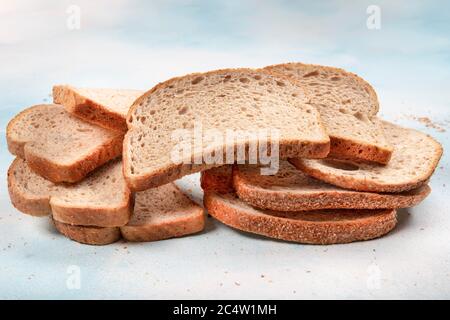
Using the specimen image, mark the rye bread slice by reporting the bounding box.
[8,158,131,226]
[204,192,397,245]
[233,161,430,211]
[6,104,123,183]
[264,63,392,164]
[290,121,443,192]
[53,85,143,132]
[124,68,330,191]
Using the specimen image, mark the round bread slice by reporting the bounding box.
[6,104,123,183]
[204,192,397,245]
[53,85,143,132]
[264,63,393,164]
[52,219,121,245]
[7,158,131,226]
[290,121,443,192]
[233,161,430,211]
[120,183,205,242]
[124,68,330,191]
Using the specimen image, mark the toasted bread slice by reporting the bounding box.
[200,165,235,194]
[52,219,121,245]
[124,68,330,191]
[8,158,131,226]
[264,63,392,164]
[233,161,430,211]
[290,121,443,192]
[53,85,143,132]
[7,104,123,183]
[204,192,397,245]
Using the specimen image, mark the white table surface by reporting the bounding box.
[1,1,449,299]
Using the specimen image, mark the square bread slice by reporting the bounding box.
[233,161,430,211]
[8,158,131,227]
[290,121,443,192]
[53,85,143,132]
[124,68,330,191]
[264,63,393,164]
[52,184,205,245]
[7,104,123,183]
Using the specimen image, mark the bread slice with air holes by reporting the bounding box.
[6,104,123,183]
[51,184,204,245]
[290,121,443,193]
[53,85,143,132]
[8,158,205,245]
[8,158,131,227]
[124,68,330,191]
[264,63,392,164]
[233,161,430,211]
[201,170,397,244]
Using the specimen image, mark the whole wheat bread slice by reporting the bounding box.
[51,184,205,245]
[120,183,205,242]
[8,158,131,226]
[233,161,430,211]
[264,63,392,164]
[7,104,123,183]
[53,85,143,132]
[204,192,397,245]
[124,68,330,191]
[290,121,443,192]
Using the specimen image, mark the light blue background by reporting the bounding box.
[0,0,449,299]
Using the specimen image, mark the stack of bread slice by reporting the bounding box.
[6,64,443,245]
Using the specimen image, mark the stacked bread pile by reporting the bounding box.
[6,63,442,245]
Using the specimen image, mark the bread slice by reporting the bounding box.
[8,158,131,226]
[52,219,121,245]
[264,63,392,164]
[204,192,397,245]
[120,183,205,242]
[233,161,430,211]
[124,68,330,191]
[7,104,123,183]
[52,184,205,244]
[290,121,443,192]
[200,165,235,194]
[53,85,143,132]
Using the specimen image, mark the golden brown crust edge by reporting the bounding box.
[53,85,128,132]
[204,192,397,245]
[52,219,121,245]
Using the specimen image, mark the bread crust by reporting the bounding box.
[204,192,397,245]
[232,164,430,211]
[264,62,393,164]
[7,104,124,183]
[53,85,130,132]
[52,219,121,245]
